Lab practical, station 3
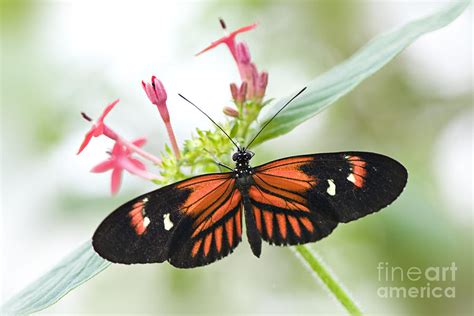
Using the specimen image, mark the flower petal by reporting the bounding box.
[233,23,258,36]
[129,158,146,171]
[132,137,147,148]
[90,160,115,173]
[111,141,125,156]
[144,82,159,104]
[92,124,104,137]
[120,158,156,180]
[110,167,123,195]
[196,23,257,58]
[98,99,120,122]
[152,77,167,102]
[76,129,94,155]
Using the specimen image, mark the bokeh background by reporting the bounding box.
[1,1,472,314]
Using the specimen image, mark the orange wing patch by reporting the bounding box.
[251,156,320,244]
[177,174,236,217]
[253,175,310,204]
[249,185,309,212]
[225,217,234,247]
[235,208,242,237]
[190,207,242,258]
[256,156,314,172]
[287,215,301,237]
[254,207,262,233]
[191,189,241,237]
[254,156,317,193]
[263,211,274,238]
[347,156,367,188]
[203,233,213,256]
[174,173,243,261]
[276,213,287,239]
[299,217,314,233]
[215,226,223,252]
[128,200,149,235]
[191,239,203,257]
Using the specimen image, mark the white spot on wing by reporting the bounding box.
[347,173,356,184]
[327,179,336,196]
[163,213,174,230]
[143,216,150,228]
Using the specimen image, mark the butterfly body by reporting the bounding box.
[92,149,407,268]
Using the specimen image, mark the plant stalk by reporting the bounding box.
[293,245,363,316]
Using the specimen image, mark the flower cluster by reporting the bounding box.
[197,19,269,123]
[77,19,269,194]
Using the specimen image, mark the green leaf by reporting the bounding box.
[1,241,111,315]
[250,1,470,146]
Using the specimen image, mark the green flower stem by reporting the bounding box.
[294,245,362,316]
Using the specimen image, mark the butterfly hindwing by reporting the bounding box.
[168,175,243,268]
[249,156,338,245]
[92,172,243,268]
[250,152,407,246]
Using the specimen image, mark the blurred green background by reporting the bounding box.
[1,1,472,315]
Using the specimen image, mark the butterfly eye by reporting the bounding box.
[232,153,239,161]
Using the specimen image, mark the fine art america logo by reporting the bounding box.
[377,262,457,298]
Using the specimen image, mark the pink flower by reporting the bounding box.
[142,76,181,159]
[91,138,158,195]
[197,20,268,103]
[77,99,119,155]
[196,21,257,62]
[142,76,169,123]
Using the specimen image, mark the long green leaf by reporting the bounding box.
[250,1,470,146]
[1,241,111,315]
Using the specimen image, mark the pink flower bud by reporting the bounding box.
[223,106,239,117]
[244,63,259,98]
[230,83,239,101]
[256,71,268,99]
[142,76,170,123]
[238,81,248,104]
[236,42,251,65]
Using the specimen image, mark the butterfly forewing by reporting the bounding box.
[250,152,407,245]
[92,172,243,267]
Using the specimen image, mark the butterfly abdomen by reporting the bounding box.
[243,195,262,258]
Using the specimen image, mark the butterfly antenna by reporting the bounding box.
[246,87,307,149]
[178,93,240,150]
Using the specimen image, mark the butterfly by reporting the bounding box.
[92,88,408,268]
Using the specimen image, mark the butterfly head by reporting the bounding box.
[232,148,255,181]
[232,148,254,163]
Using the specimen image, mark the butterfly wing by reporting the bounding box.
[249,152,407,246]
[92,172,243,268]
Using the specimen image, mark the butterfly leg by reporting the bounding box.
[243,195,262,257]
